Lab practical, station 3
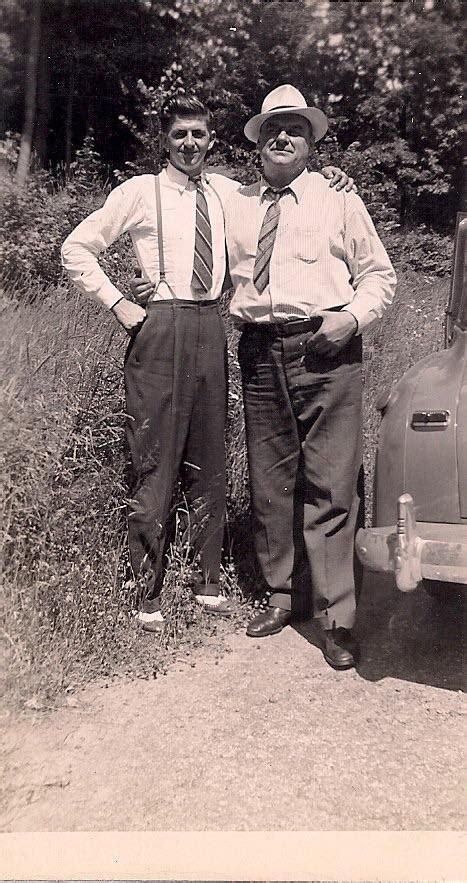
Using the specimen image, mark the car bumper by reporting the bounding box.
[356,493,467,591]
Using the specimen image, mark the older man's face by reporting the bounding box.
[258,112,313,182]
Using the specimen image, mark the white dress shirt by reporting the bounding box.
[61,163,239,309]
[224,169,396,332]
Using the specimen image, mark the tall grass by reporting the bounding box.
[0,263,450,707]
[0,161,454,706]
[0,287,246,707]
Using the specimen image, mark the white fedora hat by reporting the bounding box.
[244,83,328,144]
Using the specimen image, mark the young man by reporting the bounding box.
[223,85,397,669]
[62,94,354,633]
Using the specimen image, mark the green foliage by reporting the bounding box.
[114,0,463,229]
[3,0,463,229]
[0,133,136,294]
[0,169,81,290]
[112,66,181,181]
[67,131,106,191]
[385,227,453,277]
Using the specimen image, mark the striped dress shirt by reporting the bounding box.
[61,163,239,309]
[224,169,396,332]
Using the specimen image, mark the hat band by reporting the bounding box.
[264,103,306,113]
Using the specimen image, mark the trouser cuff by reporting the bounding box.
[192,582,220,597]
[269,592,291,611]
[313,610,356,631]
[141,596,161,614]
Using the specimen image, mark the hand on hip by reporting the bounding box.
[308,310,357,356]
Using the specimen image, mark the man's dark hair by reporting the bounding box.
[160,94,213,133]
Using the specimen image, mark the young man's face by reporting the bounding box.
[163,114,215,178]
[258,112,313,183]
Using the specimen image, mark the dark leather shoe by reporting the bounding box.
[246,607,291,637]
[313,622,360,670]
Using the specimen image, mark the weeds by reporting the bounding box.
[0,184,452,707]
[0,287,251,708]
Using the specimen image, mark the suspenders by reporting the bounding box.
[152,171,224,300]
[153,173,176,299]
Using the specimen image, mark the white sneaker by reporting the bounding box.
[134,609,165,633]
[194,593,234,617]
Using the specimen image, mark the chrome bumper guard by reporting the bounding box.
[356,493,467,592]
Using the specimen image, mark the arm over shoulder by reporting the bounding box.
[208,172,242,205]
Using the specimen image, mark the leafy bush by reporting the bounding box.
[0,157,454,310]
[384,227,453,277]
[0,136,139,299]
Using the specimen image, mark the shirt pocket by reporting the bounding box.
[292,226,321,263]
[240,227,260,259]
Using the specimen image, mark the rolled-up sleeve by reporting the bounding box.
[343,194,397,333]
[61,180,143,309]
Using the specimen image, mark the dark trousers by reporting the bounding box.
[124,299,227,612]
[238,322,364,630]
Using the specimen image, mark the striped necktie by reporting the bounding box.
[191,176,213,294]
[253,187,289,293]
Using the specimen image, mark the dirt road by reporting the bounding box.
[1,575,464,831]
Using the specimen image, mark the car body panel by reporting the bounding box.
[405,341,461,523]
[375,337,465,526]
[357,215,467,591]
[457,357,467,517]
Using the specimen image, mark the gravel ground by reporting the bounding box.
[1,574,464,832]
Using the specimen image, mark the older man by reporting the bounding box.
[224,84,396,669]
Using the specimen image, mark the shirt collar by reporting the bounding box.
[165,162,209,193]
[260,167,309,203]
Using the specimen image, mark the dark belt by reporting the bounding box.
[241,305,347,337]
[242,317,322,337]
[147,297,220,310]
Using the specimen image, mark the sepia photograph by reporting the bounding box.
[0,0,465,878]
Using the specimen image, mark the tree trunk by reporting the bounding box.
[35,23,50,167]
[15,0,42,187]
[65,55,75,169]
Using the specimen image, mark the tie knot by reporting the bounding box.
[264,187,289,203]
[192,175,204,190]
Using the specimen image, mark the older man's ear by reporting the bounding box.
[321,165,357,192]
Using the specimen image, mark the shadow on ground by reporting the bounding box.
[294,572,465,693]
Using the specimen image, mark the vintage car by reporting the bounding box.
[356,214,467,599]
